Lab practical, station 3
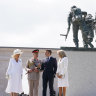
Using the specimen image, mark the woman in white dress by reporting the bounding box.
[6,49,23,96]
[56,50,69,96]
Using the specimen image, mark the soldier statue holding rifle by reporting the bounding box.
[60,5,96,48]
[66,5,87,48]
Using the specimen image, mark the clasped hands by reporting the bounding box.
[28,63,41,73]
[56,73,63,78]
[28,67,39,73]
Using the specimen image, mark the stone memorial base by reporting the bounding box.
[0,47,96,96]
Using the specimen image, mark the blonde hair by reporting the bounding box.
[57,50,66,58]
[11,54,21,58]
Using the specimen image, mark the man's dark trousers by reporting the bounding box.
[43,72,54,96]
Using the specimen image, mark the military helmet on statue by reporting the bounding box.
[86,14,93,19]
[71,5,77,11]
[71,5,77,9]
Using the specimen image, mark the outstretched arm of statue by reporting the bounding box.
[67,12,72,29]
[65,13,72,40]
[65,15,71,40]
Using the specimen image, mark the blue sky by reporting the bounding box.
[0,0,96,48]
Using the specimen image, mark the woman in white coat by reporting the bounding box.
[56,50,69,96]
[6,49,23,96]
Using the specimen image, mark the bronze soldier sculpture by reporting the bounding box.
[61,5,96,48]
[67,5,87,48]
[77,13,96,48]
[81,14,94,48]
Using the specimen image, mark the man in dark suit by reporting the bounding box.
[41,50,57,96]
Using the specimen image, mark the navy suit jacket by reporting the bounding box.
[41,57,57,78]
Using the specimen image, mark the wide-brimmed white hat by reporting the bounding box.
[12,49,23,57]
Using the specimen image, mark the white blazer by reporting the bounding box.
[57,57,68,77]
[57,57,69,87]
